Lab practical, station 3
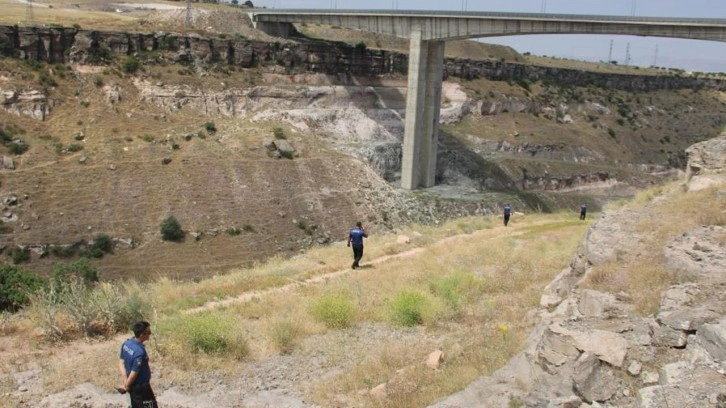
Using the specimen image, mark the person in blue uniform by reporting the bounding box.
[347,221,368,269]
[503,204,512,226]
[118,321,158,408]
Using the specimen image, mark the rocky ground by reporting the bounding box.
[431,136,726,408]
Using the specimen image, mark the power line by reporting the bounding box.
[186,0,192,28]
[608,39,613,63]
[625,42,631,66]
[26,0,34,23]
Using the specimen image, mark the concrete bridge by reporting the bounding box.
[251,10,726,190]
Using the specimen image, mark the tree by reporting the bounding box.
[0,265,46,312]
[244,0,254,7]
[53,257,99,286]
[160,216,185,242]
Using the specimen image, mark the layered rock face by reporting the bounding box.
[2,25,725,91]
[430,136,726,407]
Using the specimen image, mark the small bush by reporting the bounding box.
[121,55,141,74]
[242,224,255,233]
[160,216,184,241]
[272,127,285,139]
[388,290,433,327]
[7,141,28,155]
[7,246,30,264]
[92,76,103,87]
[170,314,248,359]
[309,293,355,329]
[0,265,46,312]
[270,318,302,354]
[429,271,484,312]
[53,257,99,286]
[226,227,241,236]
[66,143,84,153]
[203,122,217,134]
[51,244,79,258]
[91,233,113,254]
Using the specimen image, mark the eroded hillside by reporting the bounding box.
[1,4,726,280]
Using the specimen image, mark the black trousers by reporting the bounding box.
[504,214,510,226]
[129,383,158,408]
[352,244,364,267]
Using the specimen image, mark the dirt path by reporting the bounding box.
[185,221,526,314]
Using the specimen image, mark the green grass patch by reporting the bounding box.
[308,292,356,329]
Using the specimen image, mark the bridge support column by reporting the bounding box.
[401,26,444,190]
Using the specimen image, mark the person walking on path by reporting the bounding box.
[347,221,368,269]
[118,321,158,408]
[580,204,587,220]
[503,204,512,226]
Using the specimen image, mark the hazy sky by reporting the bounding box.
[247,0,726,72]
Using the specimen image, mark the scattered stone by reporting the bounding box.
[426,350,444,370]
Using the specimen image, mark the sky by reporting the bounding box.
[244,0,726,73]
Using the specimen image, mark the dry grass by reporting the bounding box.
[136,212,585,407]
[4,212,586,407]
[581,182,725,315]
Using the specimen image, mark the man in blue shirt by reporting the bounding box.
[347,221,368,269]
[503,204,512,226]
[580,204,587,220]
[118,321,158,408]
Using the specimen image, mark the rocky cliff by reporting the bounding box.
[2,25,725,92]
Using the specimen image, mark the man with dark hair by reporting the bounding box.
[118,321,158,408]
[347,221,368,269]
[503,204,512,226]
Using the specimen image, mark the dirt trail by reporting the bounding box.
[186,220,531,314]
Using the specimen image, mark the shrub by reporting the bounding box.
[160,216,184,241]
[429,271,484,312]
[388,290,433,327]
[226,227,241,236]
[6,246,30,264]
[53,257,99,286]
[309,293,355,329]
[7,141,28,155]
[29,279,150,341]
[242,224,255,232]
[0,265,46,312]
[270,318,302,354]
[272,127,285,139]
[170,313,249,359]
[90,233,113,254]
[203,121,217,134]
[121,55,141,74]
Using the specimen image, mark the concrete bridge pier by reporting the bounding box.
[400,26,445,190]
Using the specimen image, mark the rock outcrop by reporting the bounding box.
[2,25,725,92]
[430,136,726,407]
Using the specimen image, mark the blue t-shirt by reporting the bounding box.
[504,205,511,216]
[349,227,367,247]
[120,338,151,385]
[580,205,587,212]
